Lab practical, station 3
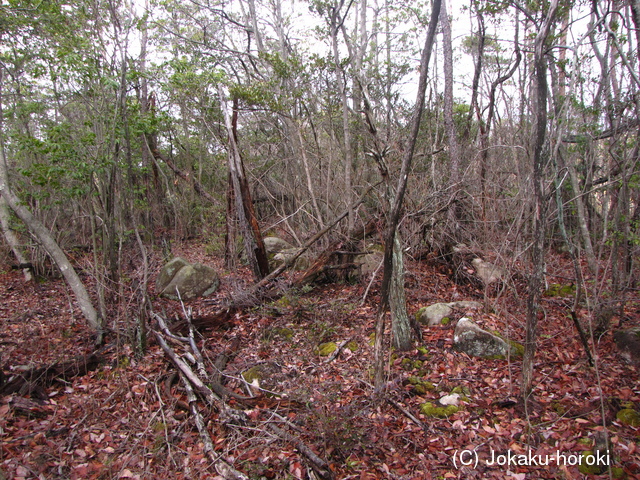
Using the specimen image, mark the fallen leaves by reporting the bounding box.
[1,245,639,479]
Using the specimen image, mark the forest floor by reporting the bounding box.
[0,238,639,480]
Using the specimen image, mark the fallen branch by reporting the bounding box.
[180,372,249,480]
[266,423,332,479]
[570,310,595,367]
[153,311,333,480]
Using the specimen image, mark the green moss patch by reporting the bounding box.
[616,408,640,427]
[408,376,435,395]
[419,402,459,418]
[316,342,338,356]
[242,366,263,383]
[544,283,576,297]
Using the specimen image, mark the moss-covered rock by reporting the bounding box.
[451,386,471,396]
[612,466,627,479]
[408,376,435,395]
[578,451,606,475]
[544,283,576,297]
[419,402,459,418]
[416,346,429,356]
[316,342,338,356]
[616,408,640,427]
[242,366,263,383]
[347,341,358,352]
[241,363,286,395]
[273,327,294,340]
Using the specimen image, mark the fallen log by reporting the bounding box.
[0,352,104,399]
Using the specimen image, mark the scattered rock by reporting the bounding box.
[439,393,461,406]
[264,236,293,255]
[416,301,483,326]
[241,362,286,394]
[613,327,640,366]
[357,252,383,277]
[272,247,310,271]
[453,317,520,358]
[156,257,220,300]
[471,258,505,285]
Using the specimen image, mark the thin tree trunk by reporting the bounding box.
[331,3,354,232]
[0,69,31,281]
[373,0,441,390]
[440,0,461,236]
[522,0,558,400]
[0,195,31,281]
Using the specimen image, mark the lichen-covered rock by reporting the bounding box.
[613,327,640,366]
[416,303,453,326]
[273,247,309,271]
[471,258,505,285]
[156,257,219,300]
[453,318,519,358]
[156,257,190,293]
[264,236,293,255]
[416,301,483,326]
[358,252,383,277]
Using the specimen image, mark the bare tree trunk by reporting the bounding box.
[331,3,354,232]
[373,0,441,390]
[522,0,558,400]
[218,87,269,280]
[440,0,461,237]
[0,69,31,281]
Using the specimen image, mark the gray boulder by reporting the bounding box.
[613,327,640,366]
[471,258,505,285]
[273,247,309,271]
[156,257,220,300]
[417,301,482,326]
[264,236,293,255]
[358,252,383,277]
[453,318,520,358]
